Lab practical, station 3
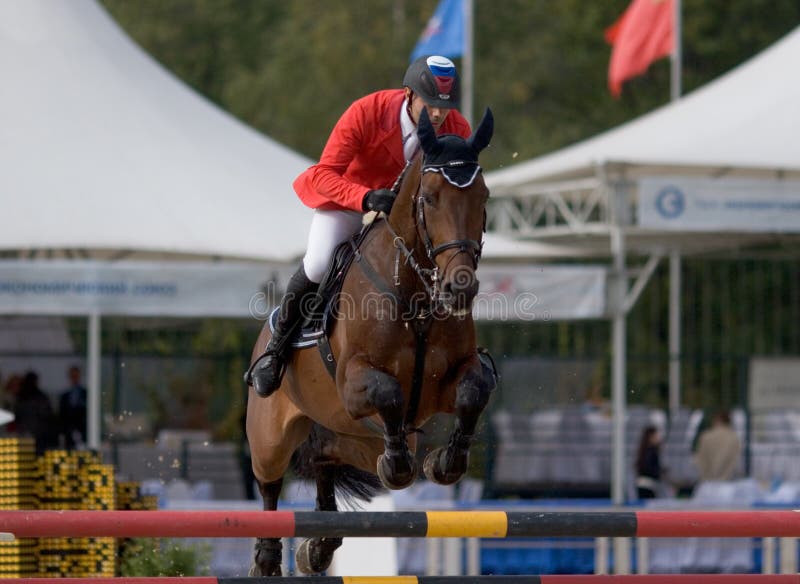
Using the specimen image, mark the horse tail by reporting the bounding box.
[291,423,384,506]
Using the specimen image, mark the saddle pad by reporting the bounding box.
[268,307,323,349]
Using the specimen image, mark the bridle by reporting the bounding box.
[381,158,485,313]
[417,161,484,266]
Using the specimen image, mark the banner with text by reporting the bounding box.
[638,176,800,232]
[0,261,607,322]
[0,260,292,318]
[474,264,606,321]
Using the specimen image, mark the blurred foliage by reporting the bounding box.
[100,0,800,171]
[120,538,211,576]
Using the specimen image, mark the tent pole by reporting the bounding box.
[610,216,630,573]
[669,250,682,417]
[87,312,101,450]
[610,227,627,506]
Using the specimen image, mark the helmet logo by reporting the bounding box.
[426,56,456,102]
[433,76,453,99]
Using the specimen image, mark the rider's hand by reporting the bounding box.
[362,189,396,214]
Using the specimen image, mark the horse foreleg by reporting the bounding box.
[344,364,417,490]
[250,478,284,576]
[295,463,342,574]
[423,358,495,485]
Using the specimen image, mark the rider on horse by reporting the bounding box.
[247,55,472,398]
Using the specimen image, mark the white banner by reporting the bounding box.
[748,357,800,411]
[0,260,291,317]
[474,264,606,321]
[638,176,800,232]
[0,261,606,321]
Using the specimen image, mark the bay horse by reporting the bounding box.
[246,107,496,576]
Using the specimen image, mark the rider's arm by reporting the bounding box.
[293,100,372,212]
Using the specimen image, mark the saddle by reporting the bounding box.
[268,223,374,354]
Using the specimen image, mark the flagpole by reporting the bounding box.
[462,0,474,126]
[668,0,683,422]
[670,0,682,101]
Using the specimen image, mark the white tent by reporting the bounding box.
[0,0,312,262]
[488,25,800,191]
[484,26,800,509]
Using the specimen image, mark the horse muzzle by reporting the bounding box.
[440,265,479,314]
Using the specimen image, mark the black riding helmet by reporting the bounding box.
[403,55,460,109]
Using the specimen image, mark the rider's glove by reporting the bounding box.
[362,189,396,214]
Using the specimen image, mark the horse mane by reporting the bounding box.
[390,153,423,226]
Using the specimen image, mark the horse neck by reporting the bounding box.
[360,158,428,295]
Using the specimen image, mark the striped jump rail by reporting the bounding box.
[7,575,800,583]
[1,510,800,538]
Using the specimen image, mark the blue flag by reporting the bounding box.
[410,0,464,62]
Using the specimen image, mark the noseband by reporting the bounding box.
[416,195,482,268]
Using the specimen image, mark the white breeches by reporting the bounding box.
[302,208,364,283]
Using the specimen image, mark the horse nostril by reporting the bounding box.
[443,277,479,304]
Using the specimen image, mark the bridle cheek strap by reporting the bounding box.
[416,194,483,267]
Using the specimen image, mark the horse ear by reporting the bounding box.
[467,108,494,154]
[417,107,439,156]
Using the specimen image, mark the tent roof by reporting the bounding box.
[0,0,544,263]
[487,26,800,192]
[0,0,313,263]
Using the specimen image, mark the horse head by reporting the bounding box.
[415,106,493,314]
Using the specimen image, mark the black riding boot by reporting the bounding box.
[248,266,319,397]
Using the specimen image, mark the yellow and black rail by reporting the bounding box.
[1,510,799,539]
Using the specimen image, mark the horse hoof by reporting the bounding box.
[295,538,335,574]
[423,447,466,485]
[376,453,417,490]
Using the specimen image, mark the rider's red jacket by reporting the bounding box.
[293,89,471,212]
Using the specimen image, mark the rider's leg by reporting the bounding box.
[250,264,318,397]
[301,207,365,283]
[248,208,363,397]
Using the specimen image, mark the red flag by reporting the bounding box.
[605,0,674,97]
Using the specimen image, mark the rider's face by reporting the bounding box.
[407,91,451,129]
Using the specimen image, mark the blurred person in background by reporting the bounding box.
[58,365,87,450]
[635,425,663,499]
[694,409,741,482]
[3,374,25,431]
[0,373,20,434]
[13,371,57,454]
